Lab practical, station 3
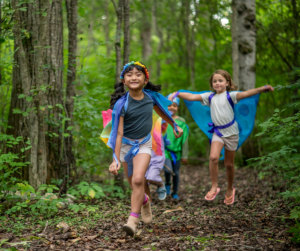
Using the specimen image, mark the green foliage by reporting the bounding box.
[248,83,300,242]
[68,181,105,199]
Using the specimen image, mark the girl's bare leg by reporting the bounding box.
[206,141,224,199]
[129,153,151,214]
[224,149,236,199]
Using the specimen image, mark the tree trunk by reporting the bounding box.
[231,0,239,88]
[153,0,163,78]
[123,0,130,65]
[112,0,123,84]
[64,0,77,191]
[104,0,111,58]
[7,0,64,188]
[141,0,152,63]
[237,0,256,90]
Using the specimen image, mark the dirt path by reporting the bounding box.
[1,164,299,250]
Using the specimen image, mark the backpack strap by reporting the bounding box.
[208,92,216,106]
[208,91,235,111]
[226,91,235,110]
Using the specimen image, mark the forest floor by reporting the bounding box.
[1,164,299,251]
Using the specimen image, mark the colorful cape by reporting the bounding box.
[100,90,177,161]
[180,90,260,158]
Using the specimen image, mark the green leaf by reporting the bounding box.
[18,94,26,99]
[42,12,47,16]
[88,189,96,198]
[67,126,73,131]
[56,104,63,109]
[26,96,33,102]
[19,7,27,11]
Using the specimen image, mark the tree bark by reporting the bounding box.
[7,0,64,188]
[64,0,77,191]
[153,0,163,78]
[123,0,130,65]
[141,0,152,63]
[112,0,123,84]
[104,0,111,58]
[231,0,239,88]
[237,0,256,90]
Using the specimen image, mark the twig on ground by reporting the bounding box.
[221,244,262,250]
[164,164,175,176]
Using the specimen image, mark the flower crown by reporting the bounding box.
[120,61,150,80]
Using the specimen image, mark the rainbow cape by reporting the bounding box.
[100,90,177,161]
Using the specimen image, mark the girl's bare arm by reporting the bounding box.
[154,105,183,138]
[169,92,203,101]
[236,85,274,100]
[109,116,123,175]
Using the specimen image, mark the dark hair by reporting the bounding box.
[109,64,161,109]
[209,69,238,92]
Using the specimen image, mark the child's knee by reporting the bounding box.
[225,162,234,170]
[209,155,219,164]
[132,175,144,186]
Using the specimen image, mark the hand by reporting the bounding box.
[262,85,274,93]
[168,92,177,101]
[173,125,183,138]
[181,159,188,165]
[109,160,121,175]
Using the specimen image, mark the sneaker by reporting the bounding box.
[172,193,180,200]
[122,216,139,236]
[141,195,152,224]
[156,183,167,201]
[166,185,171,195]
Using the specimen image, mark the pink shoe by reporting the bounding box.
[224,188,236,205]
[205,188,220,201]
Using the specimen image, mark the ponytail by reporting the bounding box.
[110,82,125,109]
[144,81,161,92]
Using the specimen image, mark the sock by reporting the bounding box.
[143,194,148,205]
[130,212,139,218]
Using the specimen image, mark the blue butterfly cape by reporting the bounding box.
[180,90,260,159]
[107,89,177,163]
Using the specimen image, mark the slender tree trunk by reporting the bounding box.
[7,0,64,188]
[64,0,77,191]
[141,0,152,63]
[153,0,163,78]
[112,0,123,84]
[237,0,256,90]
[231,0,239,87]
[123,0,130,65]
[104,0,111,58]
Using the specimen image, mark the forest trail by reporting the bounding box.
[1,164,298,251]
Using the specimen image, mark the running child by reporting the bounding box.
[100,61,183,236]
[144,117,168,202]
[169,69,274,205]
[164,95,189,200]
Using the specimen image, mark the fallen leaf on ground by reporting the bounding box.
[186,225,194,229]
[163,207,184,214]
[56,222,70,233]
[70,237,81,243]
[86,235,98,241]
[116,239,125,243]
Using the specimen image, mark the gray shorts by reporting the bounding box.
[212,133,239,151]
[120,136,152,162]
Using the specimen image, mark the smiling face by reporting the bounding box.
[168,102,179,116]
[122,67,148,91]
[211,73,229,94]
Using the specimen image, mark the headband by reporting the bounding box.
[167,93,180,106]
[120,61,150,80]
